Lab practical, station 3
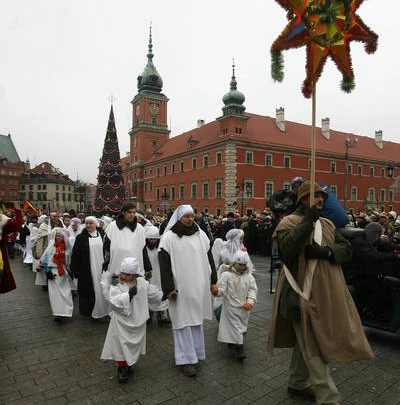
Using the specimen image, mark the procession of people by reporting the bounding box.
[3,186,399,404]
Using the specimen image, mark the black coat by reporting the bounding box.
[70,228,105,317]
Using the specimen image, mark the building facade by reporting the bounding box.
[0,134,26,202]
[122,32,400,216]
[19,162,96,214]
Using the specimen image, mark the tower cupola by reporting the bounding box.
[222,60,246,116]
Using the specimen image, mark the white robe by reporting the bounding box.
[101,278,163,365]
[89,236,109,318]
[216,270,257,344]
[105,222,146,276]
[146,246,168,312]
[158,229,213,330]
[41,243,73,317]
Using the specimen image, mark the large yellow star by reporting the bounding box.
[271,0,378,98]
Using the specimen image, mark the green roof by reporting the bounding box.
[0,134,21,163]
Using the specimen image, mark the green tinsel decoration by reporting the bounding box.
[271,50,284,82]
[341,76,355,93]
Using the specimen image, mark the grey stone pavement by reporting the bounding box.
[1,254,400,405]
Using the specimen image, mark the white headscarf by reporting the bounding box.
[162,204,195,236]
[85,216,99,227]
[145,225,160,239]
[220,229,243,264]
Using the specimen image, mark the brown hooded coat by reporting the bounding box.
[267,212,373,363]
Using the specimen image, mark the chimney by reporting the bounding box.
[321,117,330,140]
[197,119,205,128]
[375,130,383,149]
[275,107,285,132]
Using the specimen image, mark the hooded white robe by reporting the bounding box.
[101,278,162,365]
[158,229,213,329]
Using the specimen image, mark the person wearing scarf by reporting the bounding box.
[158,204,217,377]
[102,202,152,279]
[40,227,73,322]
[70,216,108,319]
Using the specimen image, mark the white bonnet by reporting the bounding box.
[145,225,160,239]
[234,249,250,265]
[120,257,140,275]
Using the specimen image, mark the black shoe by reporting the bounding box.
[117,366,129,383]
[182,364,197,377]
[53,316,63,323]
[128,364,135,374]
[234,344,246,360]
[287,386,316,401]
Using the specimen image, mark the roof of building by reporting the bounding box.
[0,133,21,163]
[144,112,398,165]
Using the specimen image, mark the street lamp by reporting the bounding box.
[387,164,395,179]
[344,137,357,211]
[235,181,251,216]
[160,191,169,214]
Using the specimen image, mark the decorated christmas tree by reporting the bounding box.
[93,105,125,216]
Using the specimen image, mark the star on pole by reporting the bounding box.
[271,0,378,98]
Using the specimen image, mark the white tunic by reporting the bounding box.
[216,270,258,344]
[146,246,168,312]
[89,236,109,318]
[101,278,163,365]
[105,222,146,276]
[41,243,73,317]
[159,229,213,330]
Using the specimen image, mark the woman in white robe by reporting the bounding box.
[40,227,73,322]
[101,257,163,383]
[158,204,218,377]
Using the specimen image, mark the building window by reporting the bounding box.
[192,158,197,169]
[216,152,222,165]
[157,167,160,176]
[203,182,209,198]
[357,165,362,175]
[347,163,352,175]
[149,182,152,191]
[203,155,208,167]
[156,188,160,200]
[283,183,290,190]
[144,182,147,192]
[235,127,242,134]
[180,161,184,172]
[265,153,272,166]
[246,151,253,165]
[330,185,337,197]
[68,194,71,202]
[368,188,375,201]
[389,189,394,202]
[216,181,222,198]
[179,184,184,200]
[43,184,46,190]
[163,165,167,176]
[381,167,385,178]
[56,193,59,201]
[171,163,175,173]
[29,185,33,190]
[21,185,25,190]
[63,185,65,191]
[171,186,176,200]
[351,186,357,201]
[284,156,291,168]
[38,184,41,190]
[246,182,254,198]
[369,166,374,177]
[380,189,386,202]
[265,182,273,200]
[216,207,221,216]
[152,117,156,125]
[191,183,197,199]
[330,162,336,173]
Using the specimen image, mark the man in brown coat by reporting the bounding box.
[267,182,373,404]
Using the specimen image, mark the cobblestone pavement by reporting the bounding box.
[1,255,399,405]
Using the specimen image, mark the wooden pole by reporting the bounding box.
[310,84,316,206]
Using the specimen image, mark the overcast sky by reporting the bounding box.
[1,0,398,183]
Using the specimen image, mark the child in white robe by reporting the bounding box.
[101,257,163,383]
[213,250,257,360]
[40,227,73,322]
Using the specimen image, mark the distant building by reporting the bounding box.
[121,31,400,215]
[19,162,95,214]
[0,133,26,202]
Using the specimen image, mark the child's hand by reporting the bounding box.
[167,290,178,301]
[210,284,218,296]
[243,302,253,311]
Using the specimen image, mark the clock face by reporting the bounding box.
[149,103,160,116]
[136,105,140,116]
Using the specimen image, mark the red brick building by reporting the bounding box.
[122,32,400,216]
[0,133,26,202]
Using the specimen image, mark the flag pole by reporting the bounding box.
[310,83,316,206]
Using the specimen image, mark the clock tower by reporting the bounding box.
[128,26,169,208]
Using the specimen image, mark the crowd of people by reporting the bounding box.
[2,182,400,404]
